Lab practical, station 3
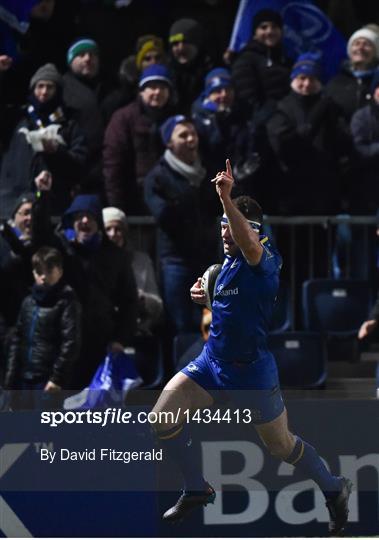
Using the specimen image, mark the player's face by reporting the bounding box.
[254,22,282,48]
[221,223,239,256]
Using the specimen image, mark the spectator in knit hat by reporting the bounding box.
[350,71,379,212]
[63,38,113,194]
[231,9,292,116]
[144,115,219,334]
[326,26,379,121]
[103,64,176,215]
[267,52,349,215]
[167,18,213,114]
[0,62,87,218]
[102,34,167,124]
[191,67,247,173]
[55,194,138,389]
[102,206,163,337]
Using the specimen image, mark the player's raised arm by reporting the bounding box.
[212,159,263,265]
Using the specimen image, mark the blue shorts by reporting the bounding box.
[181,346,284,424]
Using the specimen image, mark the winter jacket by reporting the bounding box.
[267,91,347,213]
[103,98,172,214]
[326,62,378,121]
[5,282,81,388]
[144,156,218,267]
[231,39,292,116]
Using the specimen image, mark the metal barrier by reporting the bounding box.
[126,214,378,329]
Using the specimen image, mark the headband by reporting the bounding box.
[221,215,261,231]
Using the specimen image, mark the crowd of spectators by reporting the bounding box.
[1,0,379,402]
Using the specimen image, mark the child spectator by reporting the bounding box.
[4,246,81,409]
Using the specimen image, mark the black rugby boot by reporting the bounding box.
[325,477,353,536]
[162,483,216,522]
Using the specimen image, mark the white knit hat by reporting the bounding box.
[347,28,379,59]
[102,207,127,226]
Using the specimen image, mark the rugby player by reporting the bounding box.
[151,159,352,535]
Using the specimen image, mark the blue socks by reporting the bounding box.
[157,423,207,493]
[285,436,342,499]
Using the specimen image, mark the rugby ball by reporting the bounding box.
[201,263,222,310]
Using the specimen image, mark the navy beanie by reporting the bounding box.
[63,194,103,228]
[139,64,173,89]
[169,18,203,49]
[160,114,188,145]
[252,9,283,33]
[204,67,232,97]
[291,52,322,80]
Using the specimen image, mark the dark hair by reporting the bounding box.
[32,246,63,274]
[232,195,263,225]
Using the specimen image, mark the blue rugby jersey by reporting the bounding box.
[205,236,282,363]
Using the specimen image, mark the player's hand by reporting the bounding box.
[44,381,61,393]
[211,159,234,202]
[190,277,206,304]
[358,319,377,339]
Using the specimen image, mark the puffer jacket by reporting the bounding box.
[5,282,81,388]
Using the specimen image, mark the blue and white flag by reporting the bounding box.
[228,0,347,81]
[0,0,39,57]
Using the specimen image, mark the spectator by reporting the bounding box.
[4,246,81,409]
[102,34,167,124]
[144,115,219,334]
[0,182,55,330]
[231,9,292,116]
[56,194,138,389]
[326,27,379,121]
[0,63,87,218]
[267,53,348,214]
[230,9,292,196]
[167,18,213,114]
[102,206,163,336]
[103,64,175,215]
[191,67,247,173]
[350,72,379,212]
[63,38,112,192]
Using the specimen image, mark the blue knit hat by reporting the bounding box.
[67,38,99,65]
[63,194,103,228]
[139,64,172,89]
[204,67,232,97]
[160,114,188,145]
[291,52,322,81]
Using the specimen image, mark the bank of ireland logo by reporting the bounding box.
[282,3,332,54]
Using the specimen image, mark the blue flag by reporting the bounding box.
[0,0,39,58]
[228,0,347,81]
